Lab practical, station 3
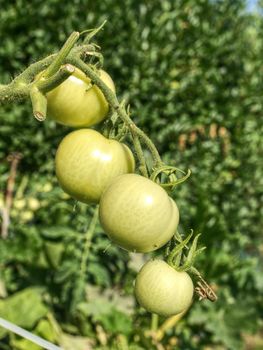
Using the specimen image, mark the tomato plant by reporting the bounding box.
[0,23,218,349]
[99,173,179,253]
[55,129,135,203]
[135,259,194,317]
[43,68,115,127]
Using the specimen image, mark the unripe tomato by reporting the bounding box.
[99,174,179,253]
[55,129,135,204]
[27,197,40,211]
[45,68,115,127]
[20,210,34,222]
[135,260,193,316]
[13,199,26,210]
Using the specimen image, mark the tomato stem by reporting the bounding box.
[150,166,191,190]
[30,87,47,121]
[130,128,149,177]
[36,64,75,94]
[0,45,90,104]
[42,31,79,79]
[156,309,188,341]
[151,314,159,332]
[80,206,99,278]
[81,20,107,44]
[167,231,193,268]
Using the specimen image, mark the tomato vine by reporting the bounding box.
[0,22,217,314]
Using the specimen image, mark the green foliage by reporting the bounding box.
[0,288,47,338]
[78,299,133,336]
[0,0,262,349]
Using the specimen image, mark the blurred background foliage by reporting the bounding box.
[0,0,262,349]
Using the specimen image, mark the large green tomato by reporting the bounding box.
[99,174,179,253]
[45,68,115,127]
[135,260,193,317]
[55,129,135,203]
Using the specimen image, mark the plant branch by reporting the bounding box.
[80,206,99,277]
[0,46,89,105]
[30,87,47,121]
[36,64,75,93]
[30,64,75,121]
[42,32,79,78]
[1,152,23,239]
[151,314,159,332]
[130,128,148,177]
[156,308,188,341]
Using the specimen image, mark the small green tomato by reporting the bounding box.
[27,197,40,211]
[99,174,179,253]
[21,210,34,222]
[42,183,53,193]
[14,199,26,210]
[135,259,193,317]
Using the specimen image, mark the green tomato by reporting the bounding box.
[135,259,193,316]
[99,174,179,253]
[55,129,135,204]
[27,197,40,211]
[45,68,115,127]
[13,199,26,210]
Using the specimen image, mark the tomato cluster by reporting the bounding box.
[48,66,193,317]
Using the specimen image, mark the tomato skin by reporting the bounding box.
[135,260,193,317]
[55,129,135,204]
[45,68,115,127]
[99,174,179,253]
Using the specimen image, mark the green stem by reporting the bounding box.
[115,123,128,142]
[130,128,148,177]
[10,55,56,86]
[36,64,75,93]
[42,31,79,78]
[151,314,159,332]
[0,45,87,105]
[66,58,163,168]
[80,206,99,277]
[0,82,29,105]
[167,232,193,268]
[82,20,107,43]
[30,87,47,121]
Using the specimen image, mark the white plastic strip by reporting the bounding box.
[0,317,62,350]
